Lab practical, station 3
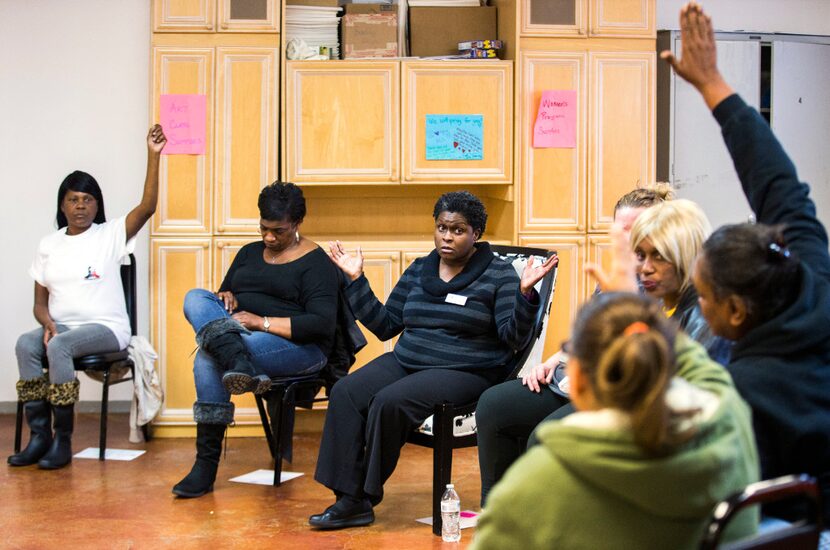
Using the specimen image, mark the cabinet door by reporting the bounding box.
[285,61,399,184]
[589,0,655,38]
[518,235,585,359]
[521,0,586,37]
[586,234,613,299]
[150,238,212,435]
[215,48,279,235]
[402,61,512,184]
[152,48,214,235]
[588,51,654,232]
[519,51,586,233]
[153,0,216,32]
[218,0,279,32]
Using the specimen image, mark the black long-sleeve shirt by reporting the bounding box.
[219,242,339,356]
[714,94,830,521]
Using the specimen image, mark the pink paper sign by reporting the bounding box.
[159,94,207,155]
[533,90,577,148]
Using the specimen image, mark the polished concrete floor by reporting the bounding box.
[0,412,480,549]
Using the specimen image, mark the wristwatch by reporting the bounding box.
[262,316,270,332]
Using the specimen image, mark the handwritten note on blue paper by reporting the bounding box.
[425,115,484,160]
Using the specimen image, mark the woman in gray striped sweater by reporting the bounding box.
[309,191,557,530]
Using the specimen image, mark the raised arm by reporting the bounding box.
[125,124,167,241]
[662,2,830,279]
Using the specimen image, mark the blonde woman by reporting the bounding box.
[630,198,731,363]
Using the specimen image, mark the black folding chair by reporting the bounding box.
[14,253,148,461]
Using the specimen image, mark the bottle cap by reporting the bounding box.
[446,484,454,488]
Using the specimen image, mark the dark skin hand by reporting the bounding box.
[659,2,734,111]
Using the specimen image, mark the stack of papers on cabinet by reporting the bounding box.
[285,5,343,58]
[408,0,481,6]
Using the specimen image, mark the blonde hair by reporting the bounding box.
[629,199,711,294]
[614,182,675,212]
[571,293,680,456]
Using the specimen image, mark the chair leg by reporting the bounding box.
[255,395,276,459]
[432,404,455,537]
[14,401,24,454]
[271,388,286,486]
[100,369,111,461]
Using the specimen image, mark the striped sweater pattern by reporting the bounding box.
[343,242,539,371]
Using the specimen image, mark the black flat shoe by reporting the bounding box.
[309,499,374,530]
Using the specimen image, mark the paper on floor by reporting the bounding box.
[228,469,303,485]
[74,448,146,461]
[416,510,478,529]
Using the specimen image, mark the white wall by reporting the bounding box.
[0,0,150,402]
[658,0,830,35]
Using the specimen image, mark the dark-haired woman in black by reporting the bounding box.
[172,181,339,498]
[663,2,830,523]
[309,191,557,529]
[10,126,166,471]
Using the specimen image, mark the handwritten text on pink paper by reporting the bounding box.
[533,90,576,149]
[159,94,207,155]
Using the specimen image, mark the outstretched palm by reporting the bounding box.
[329,240,364,281]
[520,254,558,294]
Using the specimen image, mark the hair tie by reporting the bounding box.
[767,242,791,261]
[623,321,649,336]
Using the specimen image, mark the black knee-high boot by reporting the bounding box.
[172,401,234,498]
[197,318,271,395]
[8,377,52,467]
[38,379,80,470]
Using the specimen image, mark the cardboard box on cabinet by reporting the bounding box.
[341,3,398,58]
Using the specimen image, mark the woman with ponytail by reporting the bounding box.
[472,292,759,549]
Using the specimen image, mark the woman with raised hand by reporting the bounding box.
[10,125,166,470]
[309,191,556,529]
[663,2,830,522]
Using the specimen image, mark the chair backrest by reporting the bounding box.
[490,245,558,381]
[120,254,137,336]
[700,474,823,550]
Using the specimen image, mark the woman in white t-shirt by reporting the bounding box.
[8,125,167,470]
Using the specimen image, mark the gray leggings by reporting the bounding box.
[15,324,120,384]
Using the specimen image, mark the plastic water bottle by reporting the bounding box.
[441,483,461,542]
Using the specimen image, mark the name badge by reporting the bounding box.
[445,293,467,306]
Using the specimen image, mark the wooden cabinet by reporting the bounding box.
[150,238,212,433]
[588,51,655,231]
[589,0,654,38]
[154,0,216,33]
[285,61,400,184]
[521,0,586,37]
[402,61,512,184]
[520,0,653,38]
[215,47,279,234]
[518,51,586,233]
[284,60,512,185]
[152,48,215,235]
[219,0,279,33]
[153,0,278,33]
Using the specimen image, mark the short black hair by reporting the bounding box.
[432,191,487,236]
[702,223,800,327]
[56,171,106,229]
[258,181,306,223]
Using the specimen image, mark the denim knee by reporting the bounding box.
[15,330,45,380]
[183,288,215,316]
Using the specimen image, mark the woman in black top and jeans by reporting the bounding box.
[172,181,339,498]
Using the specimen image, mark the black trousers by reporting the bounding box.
[314,352,500,504]
[475,379,571,506]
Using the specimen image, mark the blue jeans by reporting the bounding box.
[183,289,327,403]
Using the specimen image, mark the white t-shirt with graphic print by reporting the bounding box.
[29,215,136,350]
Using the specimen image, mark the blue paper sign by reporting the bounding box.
[425,114,484,160]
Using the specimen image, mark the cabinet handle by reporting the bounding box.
[221,23,229,29]
[206,24,214,30]
[217,242,225,249]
